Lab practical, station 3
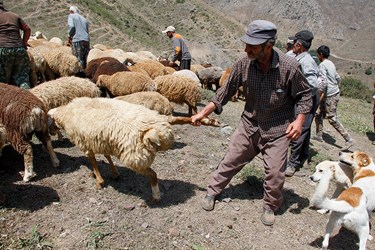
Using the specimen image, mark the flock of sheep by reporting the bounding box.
[0,33,227,202]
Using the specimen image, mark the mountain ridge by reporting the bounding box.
[7,0,375,86]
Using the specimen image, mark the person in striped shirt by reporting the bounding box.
[191,20,312,226]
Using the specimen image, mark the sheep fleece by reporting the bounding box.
[154,75,201,107]
[0,83,49,153]
[30,76,101,110]
[97,72,155,96]
[50,97,174,172]
[115,92,173,115]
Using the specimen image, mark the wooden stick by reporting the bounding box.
[167,116,222,127]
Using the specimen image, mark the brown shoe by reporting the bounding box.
[260,208,275,226]
[201,193,215,211]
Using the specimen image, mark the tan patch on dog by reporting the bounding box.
[354,169,375,182]
[355,152,372,168]
[337,187,363,207]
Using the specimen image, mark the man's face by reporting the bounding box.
[292,41,302,54]
[166,31,173,39]
[244,43,267,61]
[317,53,324,62]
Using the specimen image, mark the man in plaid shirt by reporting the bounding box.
[191,20,312,226]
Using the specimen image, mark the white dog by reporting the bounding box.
[311,151,375,250]
[310,160,353,213]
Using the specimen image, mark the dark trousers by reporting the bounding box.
[72,40,90,70]
[180,59,191,70]
[288,94,320,168]
[0,47,31,89]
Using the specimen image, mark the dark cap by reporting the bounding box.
[288,30,314,42]
[240,20,277,45]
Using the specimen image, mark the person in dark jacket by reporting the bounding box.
[162,25,191,70]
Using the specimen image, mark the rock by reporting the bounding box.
[168,227,180,237]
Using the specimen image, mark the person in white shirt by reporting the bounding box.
[67,6,90,70]
[314,45,353,150]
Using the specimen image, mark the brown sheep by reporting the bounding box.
[96,71,156,97]
[219,67,244,101]
[154,75,202,115]
[130,60,168,79]
[85,57,129,83]
[0,83,59,181]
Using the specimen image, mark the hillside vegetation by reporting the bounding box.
[8,0,375,86]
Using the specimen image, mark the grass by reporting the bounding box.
[17,225,53,250]
[337,96,373,134]
[84,220,111,249]
[238,163,264,181]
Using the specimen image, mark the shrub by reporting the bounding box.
[275,40,284,50]
[365,67,373,75]
[340,77,372,103]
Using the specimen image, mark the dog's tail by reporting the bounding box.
[311,171,353,213]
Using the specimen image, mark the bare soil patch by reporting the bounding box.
[0,98,374,250]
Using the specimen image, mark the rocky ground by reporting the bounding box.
[0,97,374,250]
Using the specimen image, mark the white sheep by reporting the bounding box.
[87,48,143,64]
[115,91,173,115]
[30,76,101,110]
[92,43,112,51]
[48,97,175,202]
[43,46,81,77]
[154,74,202,115]
[135,50,157,61]
[197,66,223,91]
[30,76,101,140]
[28,45,55,82]
[0,83,59,182]
[96,71,156,97]
[49,37,63,46]
[172,69,201,87]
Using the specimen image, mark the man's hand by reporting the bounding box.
[285,114,306,140]
[66,36,72,46]
[191,102,217,126]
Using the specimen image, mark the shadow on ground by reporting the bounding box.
[310,228,361,250]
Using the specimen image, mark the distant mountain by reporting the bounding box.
[8,0,375,86]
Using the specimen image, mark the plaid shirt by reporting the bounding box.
[212,49,312,140]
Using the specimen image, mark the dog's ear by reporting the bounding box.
[357,152,371,167]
